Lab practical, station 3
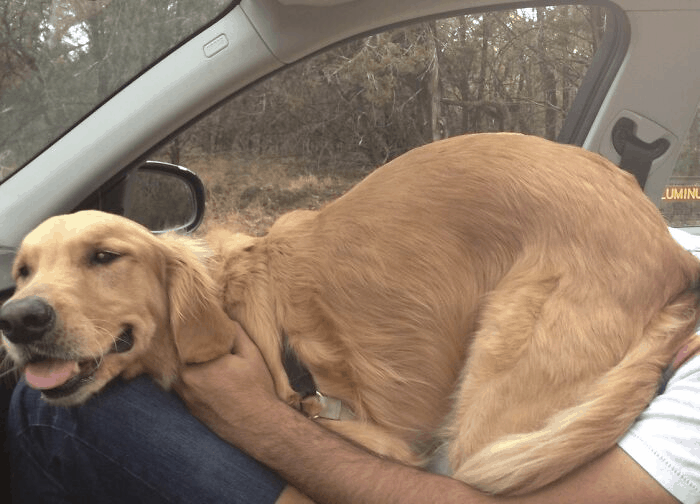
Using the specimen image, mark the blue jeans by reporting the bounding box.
[7,376,286,503]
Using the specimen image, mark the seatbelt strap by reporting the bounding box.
[282,331,317,399]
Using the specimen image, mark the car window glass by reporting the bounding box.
[149,4,613,235]
[0,0,234,182]
[662,108,700,228]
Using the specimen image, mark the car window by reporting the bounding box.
[148,4,615,235]
[662,107,700,228]
[0,0,235,182]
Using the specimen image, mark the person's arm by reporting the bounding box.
[175,323,679,504]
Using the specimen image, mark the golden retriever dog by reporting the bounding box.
[2,132,700,497]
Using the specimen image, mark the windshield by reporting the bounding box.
[0,0,234,183]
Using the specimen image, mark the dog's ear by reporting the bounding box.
[157,234,237,364]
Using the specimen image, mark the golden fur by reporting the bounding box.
[3,132,700,496]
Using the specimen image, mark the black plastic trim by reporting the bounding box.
[139,161,206,233]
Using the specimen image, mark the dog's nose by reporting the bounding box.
[0,296,55,344]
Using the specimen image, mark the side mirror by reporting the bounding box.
[124,161,206,233]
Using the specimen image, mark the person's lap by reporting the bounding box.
[7,376,286,503]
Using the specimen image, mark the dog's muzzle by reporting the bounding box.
[0,295,135,400]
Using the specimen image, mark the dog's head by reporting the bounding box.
[0,210,236,405]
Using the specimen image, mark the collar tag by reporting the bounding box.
[312,391,355,421]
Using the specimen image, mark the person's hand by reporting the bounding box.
[174,322,280,443]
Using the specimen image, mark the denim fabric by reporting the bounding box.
[8,376,286,503]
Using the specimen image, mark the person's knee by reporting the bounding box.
[7,376,166,458]
[8,376,286,503]
[8,378,42,438]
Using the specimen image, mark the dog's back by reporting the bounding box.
[218,133,700,494]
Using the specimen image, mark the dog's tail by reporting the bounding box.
[452,285,700,495]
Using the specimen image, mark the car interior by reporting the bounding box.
[2,0,700,496]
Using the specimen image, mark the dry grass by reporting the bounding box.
[179,152,367,236]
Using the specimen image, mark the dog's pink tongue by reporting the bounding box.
[24,359,79,390]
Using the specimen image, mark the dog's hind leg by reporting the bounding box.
[446,279,700,495]
[443,270,565,468]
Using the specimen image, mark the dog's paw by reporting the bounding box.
[283,389,302,410]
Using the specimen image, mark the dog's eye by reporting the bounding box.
[91,251,121,266]
[16,265,30,279]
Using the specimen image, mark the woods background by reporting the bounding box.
[163,5,607,168]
